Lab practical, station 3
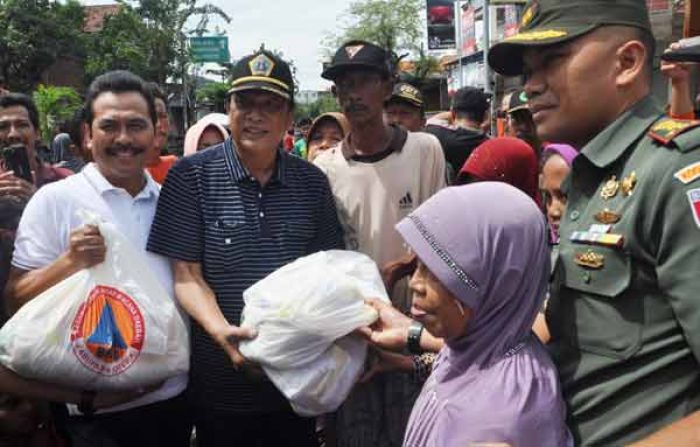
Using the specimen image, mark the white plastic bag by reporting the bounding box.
[239,250,390,416]
[0,212,189,390]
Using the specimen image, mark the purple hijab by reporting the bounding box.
[542,143,577,243]
[542,143,577,166]
[396,182,571,447]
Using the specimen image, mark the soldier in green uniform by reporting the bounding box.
[489,0,700,445]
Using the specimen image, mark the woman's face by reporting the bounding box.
[409,258,473,340]
[540,154,571,238]
[307,120,343,161]
[198,125,226,151]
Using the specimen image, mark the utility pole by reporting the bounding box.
[482,0,491,95]
[455,0,464,89]
[482,0,496,134]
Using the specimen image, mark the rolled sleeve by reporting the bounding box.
[147,159,203,262]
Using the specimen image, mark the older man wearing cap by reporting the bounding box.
[147,49,344,446]
[314,40,445,447]
[489,0,700,445]
[384,82,426,132]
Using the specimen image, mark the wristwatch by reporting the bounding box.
[407,321,425,355]
[78,390,96,417]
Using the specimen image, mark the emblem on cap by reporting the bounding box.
[345,45,365,59]
[249,53,275,77]
[520,1,538,28]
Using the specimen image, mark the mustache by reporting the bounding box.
[105,144,145,156]
[345,102,368,113]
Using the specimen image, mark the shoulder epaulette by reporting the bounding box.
[648,117,700,147]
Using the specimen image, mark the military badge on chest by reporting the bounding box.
[570,171,638,269]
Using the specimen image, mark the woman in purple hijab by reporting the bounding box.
[540,143,578,244]
[392,182,571,447]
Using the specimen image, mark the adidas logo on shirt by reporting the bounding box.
[399,192,413,210]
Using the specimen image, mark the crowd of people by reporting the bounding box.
[1,0,700,445]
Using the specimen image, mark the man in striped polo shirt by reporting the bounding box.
[147,49,344,446]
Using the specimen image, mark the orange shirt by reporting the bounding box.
[146,155,178,184]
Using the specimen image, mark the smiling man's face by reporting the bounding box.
[87,91,154,185]
[522,29,621,147]
[228,91,292,154]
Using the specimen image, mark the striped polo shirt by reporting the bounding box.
[147,138,344,413]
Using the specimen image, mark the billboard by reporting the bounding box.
[427,0,456,50]
[462,5,477,56]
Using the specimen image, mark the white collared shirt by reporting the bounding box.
[12,163,187,413]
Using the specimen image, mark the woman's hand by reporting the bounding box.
[357,298,414,352]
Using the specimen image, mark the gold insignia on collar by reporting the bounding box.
[621,171,637,197]
[345,45,364,59]
[249,53,275,77]
[594,208,621,224]
[600,175,619,200]
[574,250,605,270]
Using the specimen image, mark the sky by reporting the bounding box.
[83,0,354,91]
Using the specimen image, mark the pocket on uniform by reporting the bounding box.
[204,219,251,271]
[557,245,642,360]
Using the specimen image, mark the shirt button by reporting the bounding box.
[583,272,592,284]
[570,210,580,221]
[259,211,265,217]
[258,193,262,199]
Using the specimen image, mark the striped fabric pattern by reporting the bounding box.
[147,138,344,413]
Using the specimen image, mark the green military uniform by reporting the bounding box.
[488,0,700,444]
[550,98,700,445]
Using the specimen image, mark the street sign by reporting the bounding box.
[189,36,230,64]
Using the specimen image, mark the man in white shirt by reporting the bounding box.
[3,70,190,447]
[315,40,446,447]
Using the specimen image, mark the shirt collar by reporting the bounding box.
[580,95,663,169]
[341,124,408,160]
[223,137,287,186]
[82,163,158,201]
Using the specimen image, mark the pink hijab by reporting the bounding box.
[183,113,229,156]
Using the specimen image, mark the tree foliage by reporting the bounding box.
[323,0,424,60]
[295,95,340,121]
[400,46,442,88]
[195,81,230,113]
[85,0,231,85]
[0,0,86,92]
[32,84,82,142]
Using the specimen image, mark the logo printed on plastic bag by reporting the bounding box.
[70,286,145,376]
